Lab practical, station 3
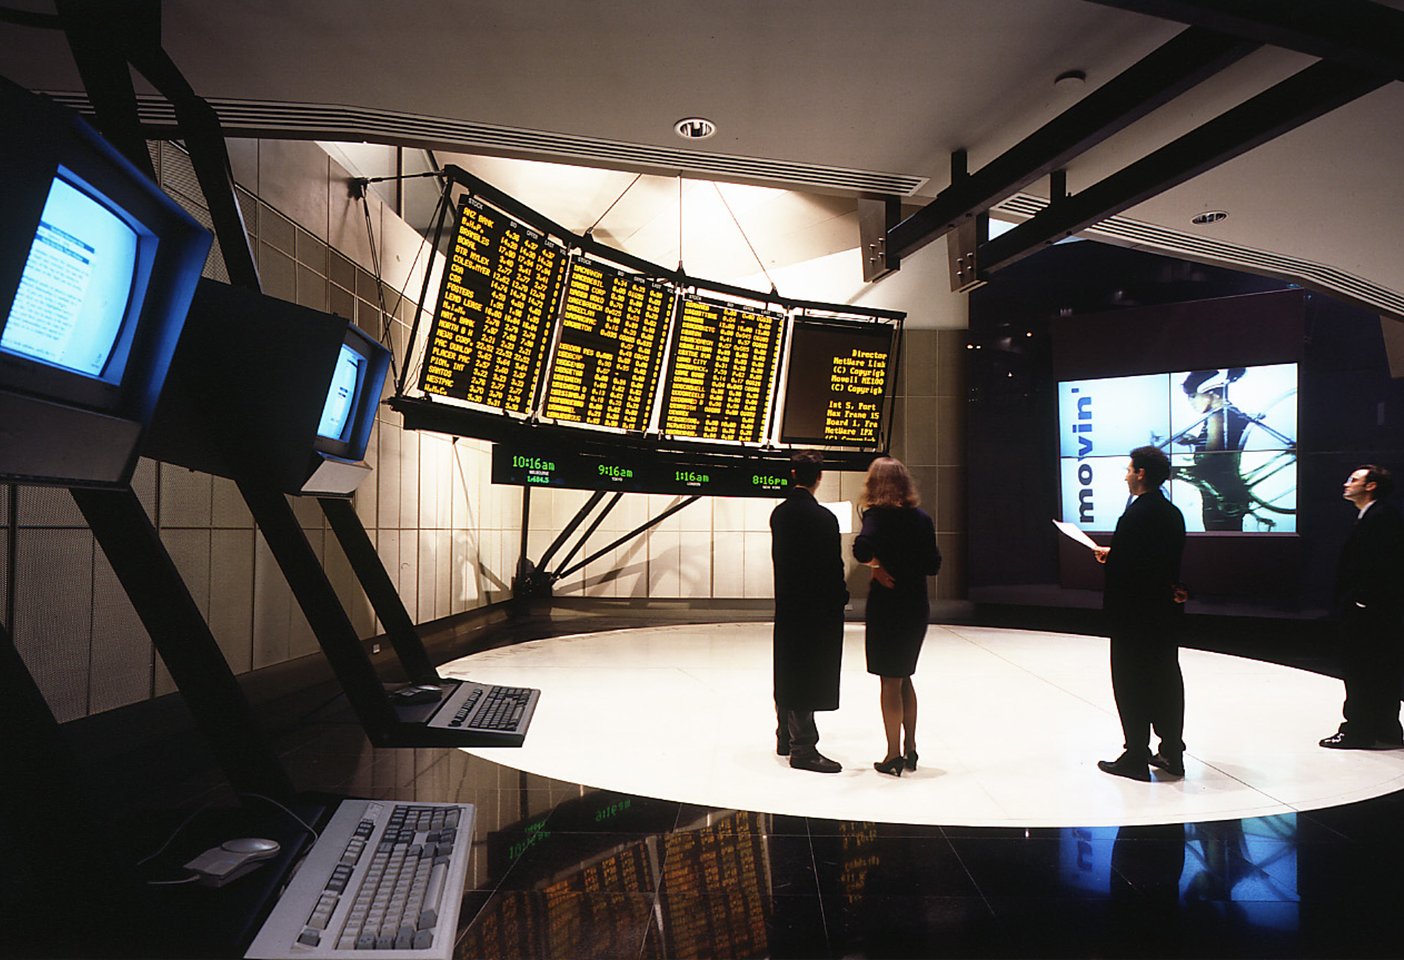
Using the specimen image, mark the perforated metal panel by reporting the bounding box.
[157,141,229,284]
[89,545,156,712]
[132,457,159,519]
[211,475,255,529]
[209,529,255,674]
[16,485,85,528]
[0,522,9,627]
[12,529,94,722]
[158,463,214,528]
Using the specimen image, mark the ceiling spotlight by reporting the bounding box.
[673,117,717,140]
[1192,210,1229,225]
[1054,70,1086,90]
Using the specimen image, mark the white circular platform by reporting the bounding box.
[440,622,1404,827]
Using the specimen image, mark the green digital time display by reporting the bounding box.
[751,473,789,491]
[491,444,813,497]
[511,454,557,485]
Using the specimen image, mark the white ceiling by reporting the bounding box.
[3,0,1403,313]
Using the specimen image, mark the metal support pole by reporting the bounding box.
[319,497,439,684]
[71,485,293,799]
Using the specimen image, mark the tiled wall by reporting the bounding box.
[1,138,967,721]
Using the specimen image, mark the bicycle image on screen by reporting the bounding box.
[1159,366,1297,533]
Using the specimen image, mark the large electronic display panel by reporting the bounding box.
[542,257,674,432]
[780,316,897,446]
[0,80,210,487]
[660,294,783,444]
[418,196,567,414]
[1057,363,1297,533]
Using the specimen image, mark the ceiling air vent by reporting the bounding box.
[44,92,928,197]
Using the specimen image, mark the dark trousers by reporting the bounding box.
[1109,626,1185,761]
[1338,606,1404,743]
[777,704,820,756]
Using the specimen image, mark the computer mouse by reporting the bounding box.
[222,837,281,856]
[391,683,442,705]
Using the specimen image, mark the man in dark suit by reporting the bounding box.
[1094,445,1187,781]
[771,450,848,773]
[1319,464,1404,749]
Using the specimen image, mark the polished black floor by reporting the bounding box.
[13,605,1404,958]
[265,711,1404,959]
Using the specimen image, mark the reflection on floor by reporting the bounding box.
[265,620,1404,958]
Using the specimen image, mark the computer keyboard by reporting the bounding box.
[423,681,539,745]
[245,799,474,960]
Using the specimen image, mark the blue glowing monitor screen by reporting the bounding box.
[1057,363,1298,533]
[1,170,143,382]
[317,343,365,442]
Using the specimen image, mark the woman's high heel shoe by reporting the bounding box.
[904,751,918,771]
[874,756,905,777]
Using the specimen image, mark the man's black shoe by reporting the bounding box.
[790,752,841,773]
[777,736,790,757]
[1097,753,1151,782]
[1148,751,1185,776]
[1319,732,1376,749]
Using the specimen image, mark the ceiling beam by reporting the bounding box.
[1081,0,1404,82]
[979,59,1388,275]
[885,26,1259,263]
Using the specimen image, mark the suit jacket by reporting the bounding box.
[1103,488,1186,627]
[770,487,848,710]
[1334,499,1404,617]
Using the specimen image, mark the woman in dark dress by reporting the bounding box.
[852,457,941,776]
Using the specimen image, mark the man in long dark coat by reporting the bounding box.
[1094,445,1187,782]
[771,450,848,773]
[1319,464,1404,749]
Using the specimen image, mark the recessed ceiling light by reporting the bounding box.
[1192,210,1229,225]
[673,117,717,140]
[1054,70,1086,90]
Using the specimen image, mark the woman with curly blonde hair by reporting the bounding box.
[853,457,941,776]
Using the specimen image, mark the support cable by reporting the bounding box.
[585,172,643,237]
[677,176,685,273]
[354,173,447,388]
[713,182,779,296]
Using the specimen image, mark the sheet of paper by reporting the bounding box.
[1052,519,1099,550]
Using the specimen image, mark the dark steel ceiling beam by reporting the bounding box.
[1081,0,1404,82]
[979,59,1388,275]
[886,27,1259,262]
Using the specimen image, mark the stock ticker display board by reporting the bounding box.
[406,172,904,495]
[660,296,783,444]
[780,318,896,446]
[418,197,566,414]
[542,258,674,432]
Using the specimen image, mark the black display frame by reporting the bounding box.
[778,313,901,447]
[399,165,904,473]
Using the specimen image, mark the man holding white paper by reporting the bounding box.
[1092,445,1187,782]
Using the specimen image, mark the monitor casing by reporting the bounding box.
[143,278,390,496]
[0,80,210,487]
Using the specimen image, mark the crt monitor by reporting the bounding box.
[0,80,210,487]
[143,279,390,497]
[313,327,386,464]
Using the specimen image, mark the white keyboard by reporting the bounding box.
[422,681,539,745]
[245,799,474,960]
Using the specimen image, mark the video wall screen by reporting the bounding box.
[1057,363,1298,533]
[404,168,903,471]
[780,317,896,446]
